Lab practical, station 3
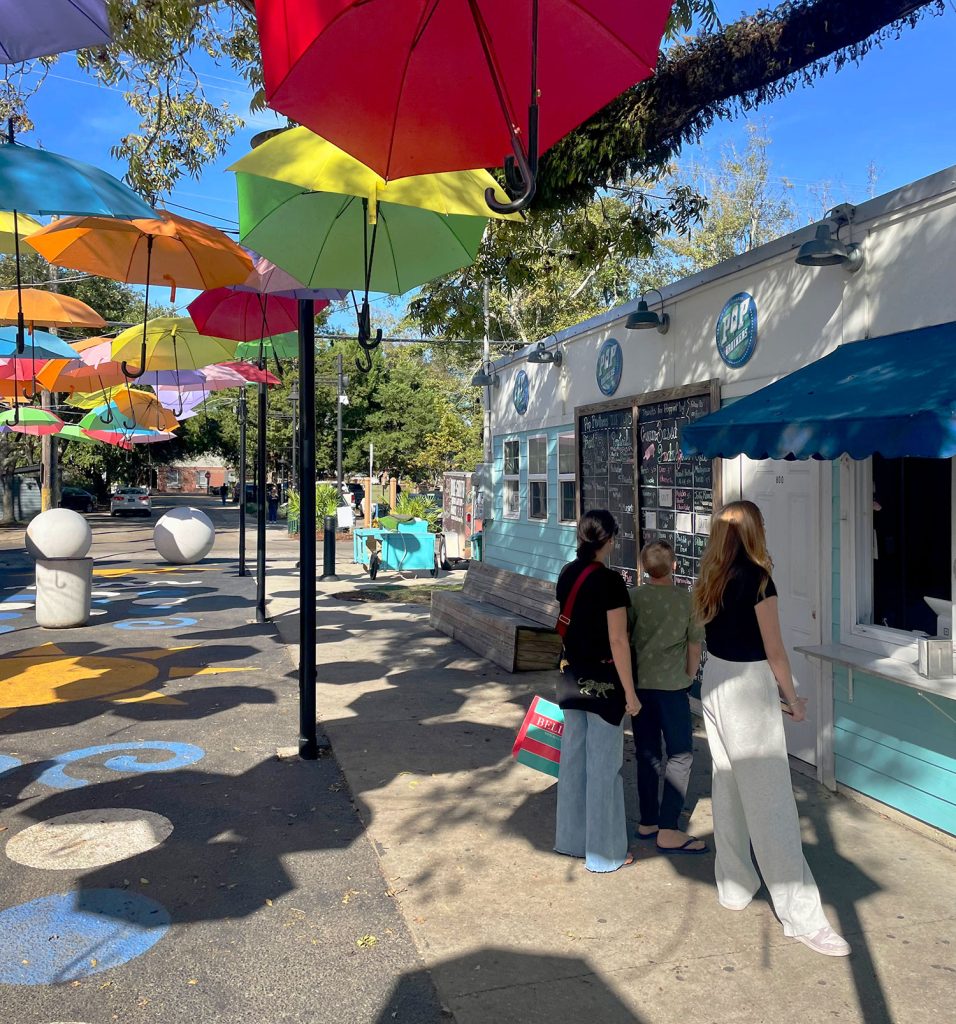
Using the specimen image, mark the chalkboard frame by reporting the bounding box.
[575,379,721,588]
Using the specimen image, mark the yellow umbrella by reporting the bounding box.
[0,211,43,255]
[110,317,238,374]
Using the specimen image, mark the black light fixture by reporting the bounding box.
[526,341,562,365]
[471,362,500,387]
[795,203,864,273]
[626,288,670,334]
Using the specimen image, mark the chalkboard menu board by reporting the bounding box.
[578,407,637,585]
[638,393,715,588]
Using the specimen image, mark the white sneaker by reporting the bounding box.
[794,926,851,957]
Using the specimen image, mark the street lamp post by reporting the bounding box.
[289,381,299,495]
[237,387,248,577]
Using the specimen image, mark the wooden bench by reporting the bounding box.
[431,561,563,672]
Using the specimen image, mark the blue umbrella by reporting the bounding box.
[0,0,111,63]
[0,131,152,360]
[0,325,80,360]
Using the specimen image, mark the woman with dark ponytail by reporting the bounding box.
[554,509,641,872]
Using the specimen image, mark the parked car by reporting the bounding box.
[59,486,96,514]
[110,486,152,517]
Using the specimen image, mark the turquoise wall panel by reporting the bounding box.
[486,426,577,582]
[831,463,956,835]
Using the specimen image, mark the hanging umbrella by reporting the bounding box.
[0,288,105,330]
[188,287,316,342]
[71,389,180,432]
[0,210,42,254]
[0,406,62,435]
[234,333,299,362]
[71,335,115,366]
[27,209,253,378]
[110,317,239,373]
[154,388,207,420]
[35,358,128,394]
[0,326,80,361]
[77,406,173,447]
[235,251,349,301]
[229,127,518,366]
[0,0,111,63]
[215,360,282,385]
[58,422,99,444]
[136,363,279,392]
[256,0,673,210]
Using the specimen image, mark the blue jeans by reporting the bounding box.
[633,688,694,831]
[554,709,628,872]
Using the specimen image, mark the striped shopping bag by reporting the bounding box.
[512,696,564,778]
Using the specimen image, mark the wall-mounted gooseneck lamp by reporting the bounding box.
[626,288,670,334]
[526,341,562,365]
[795,203,864,273]
[471,362,500,387]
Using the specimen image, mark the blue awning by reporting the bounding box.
[681,321,956,460]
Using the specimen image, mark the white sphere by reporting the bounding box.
[153,507,215,564]
[25,508,92,559]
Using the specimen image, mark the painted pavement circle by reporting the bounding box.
[6,809,174,870]
[0,889,170,985]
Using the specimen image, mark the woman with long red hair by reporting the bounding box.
[694,501,849,956]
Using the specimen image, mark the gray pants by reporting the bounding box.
[702,655,830,936]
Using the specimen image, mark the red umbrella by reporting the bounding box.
[188,287,327,343]
[256,0,673,210]
[216,361,281,386]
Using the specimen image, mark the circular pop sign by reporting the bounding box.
[596,337,623,396]
[716,292,758,368]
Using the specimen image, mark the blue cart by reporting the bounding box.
[353,520,439,579]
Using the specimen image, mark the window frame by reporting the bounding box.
[840,455,956,658]
[558,432,577,524]
[527,434,548,522]
[502,437,520,520]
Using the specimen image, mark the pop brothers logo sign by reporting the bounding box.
[716,292,757,368]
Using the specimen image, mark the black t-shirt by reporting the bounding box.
[555,559,630,724]
[704,557,778,662]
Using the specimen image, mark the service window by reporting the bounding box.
[558,433,577,523]
[528,435,548,521]
[846,455,953,648]
[503,438,520,519]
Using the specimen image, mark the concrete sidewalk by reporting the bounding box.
[267,548,956,1024]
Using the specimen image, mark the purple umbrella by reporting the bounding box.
[155,388,207,420]
[235,251,349,301]
[0,1,112,63]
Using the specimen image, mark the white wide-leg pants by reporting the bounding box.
[701,654,830,937]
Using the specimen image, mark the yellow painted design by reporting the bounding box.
[0,642,246,713]
[93,566,215,578]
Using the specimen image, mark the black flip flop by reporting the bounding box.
[657,837,709,855]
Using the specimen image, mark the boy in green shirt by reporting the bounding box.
[630,540,708,854]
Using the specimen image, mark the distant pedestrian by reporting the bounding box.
[220,483,228,505]
[630,540,708,854]
[694,501,850,956]
[267,485,279,523]
[553,510,641,873]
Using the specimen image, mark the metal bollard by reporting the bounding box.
[319,514,339,581]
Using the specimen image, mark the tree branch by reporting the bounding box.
[538,0,945,207]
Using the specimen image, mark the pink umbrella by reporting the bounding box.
[236,252,350,301]
[213,361,281,386]
[189,287,324,343]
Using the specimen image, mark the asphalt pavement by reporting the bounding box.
[0,495,446,1024]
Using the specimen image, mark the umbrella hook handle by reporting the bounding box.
[122,342,147,380]
[102,405,115,425]
[485,111,538,215]
[354,298,383,374]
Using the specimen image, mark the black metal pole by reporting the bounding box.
[320,515,338,581]
[238,387,247,576]
[336,351,344,497]
[298,299,318,760]
[256,379,268,622]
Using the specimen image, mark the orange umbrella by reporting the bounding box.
[0,288,105,329]
[25,210,253,300]
[35,358,127,394]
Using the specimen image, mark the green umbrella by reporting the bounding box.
[235,332,298,362]
[58,423,98,444]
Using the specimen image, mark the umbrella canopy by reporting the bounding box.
[78,406,174,446]
[256,0,672,207]
[215,360,282,385]
[58,422,99,444]
[110,317,239,372]
[25,210,253,297]
[230,128,517,294]
[234,333,299,362]
[0,140,153,219]
[0,326,80,361]
[0,0,111,63]
[137,363,279,392]
[188,287,313,343]
[0,288,105,329]
[0,406,62,435]
[236,252,349,301]
[155,388,207,420]
[0,210,42,254]
[35,358,128,394]
[69,388,179,432]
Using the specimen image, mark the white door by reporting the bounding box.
[741,459,821,765]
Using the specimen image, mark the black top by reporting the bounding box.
[705,556,778,662]
[555,559,630,724]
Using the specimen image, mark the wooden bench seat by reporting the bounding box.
[431,562,563,672]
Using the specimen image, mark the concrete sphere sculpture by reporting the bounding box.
[25,508,92,559]
[153,507,215,564]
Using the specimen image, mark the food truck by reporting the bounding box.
[478,165,956,840]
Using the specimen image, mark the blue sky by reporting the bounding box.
[11,4,956,323]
